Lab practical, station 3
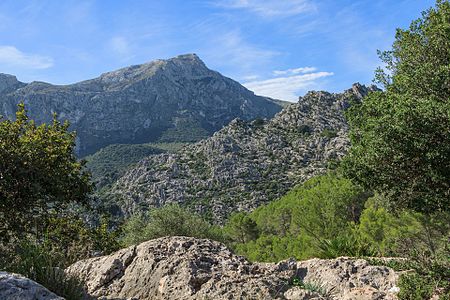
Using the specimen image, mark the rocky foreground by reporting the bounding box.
[0,272,64,300]
[61,236,399,300]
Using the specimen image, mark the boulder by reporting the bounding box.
[66,236,400,300]
[0,271,64,300]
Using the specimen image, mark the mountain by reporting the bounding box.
[0,54,282,156]
[106,84,378,221]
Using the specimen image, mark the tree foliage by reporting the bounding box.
[343,0,450,213]
[121,204,224,246]
[224,173,372,262]
[0,104,92,239]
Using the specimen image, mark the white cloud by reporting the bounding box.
[201,31,280,74]
[110,36,129,55]
[109,36,132,57]
[214,0,315,17]
[273,67,317,76]
[244,71,333,101]
[241,74,260,81]
[0,46,54,69]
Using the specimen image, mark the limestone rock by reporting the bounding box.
[108,84,378,222]
[66,236,399,300]
[0,272,64,300]
[0,54,282,156]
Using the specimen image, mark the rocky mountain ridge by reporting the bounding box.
[107,84,378,221]
[0,54,282,156]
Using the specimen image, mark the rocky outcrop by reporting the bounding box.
[0,272,64,300]
[0,54,282,156]
[66,236,399,300]
[107,84,378,221]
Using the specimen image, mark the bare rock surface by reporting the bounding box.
[66,236,399,300]
[0,271,64,300]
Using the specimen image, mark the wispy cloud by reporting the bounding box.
[0,46,54,69]
[201,31,280,75]
[214,0,316,17]
[244,70,333,101]
[109,36,131,56]
[242,74,260,81]
[273,67,317,76]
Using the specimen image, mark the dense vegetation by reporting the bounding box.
[0,104,92,241]
[85,142,187,189]
[0,105,121,299]
[342,0,450,213]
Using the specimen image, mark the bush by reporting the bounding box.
[0,214,122,299]
[41,215,122,263]
[121,204,224,246]
[356,199,423,256]
[398,273,435,300]
[223,212,258,245]
[0,240,85,300]
[252,118,265,127]
[298,124,312,135]
[320,128,338,139]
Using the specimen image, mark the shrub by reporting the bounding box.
[298,124,312,135]
[397,273,435,300]
[0,214,122,299]
[252,118,265,127]
[320,128,338,138]
[356,200,423,256]
[1,240,85,300]
[121,204,224,246]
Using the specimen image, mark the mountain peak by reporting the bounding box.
[172,53,201,61]
[97,54,208,85]
[0,73,22,93]
[349,82,380,99]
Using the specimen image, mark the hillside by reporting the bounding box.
[0,54,282,156]
[85,142,188,189]
[107,84,378,221]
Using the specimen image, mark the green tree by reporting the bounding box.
[225,173,370,261]
[343,0,450,213]
[224,212,259,245]
[121,204,224,246]
[0,104,92,240]
[357,199,423,256]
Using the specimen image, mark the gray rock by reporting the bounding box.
[66,236,399,300]
[107,84,378,222]
[0,54,282,156]
[0,272,64,300]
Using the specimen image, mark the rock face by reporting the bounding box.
[66,236,399,300]
[0,54,282,156]
[0,272,64,300]
[108,84,378,221]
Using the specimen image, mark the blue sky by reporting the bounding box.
[0,0,435,101]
